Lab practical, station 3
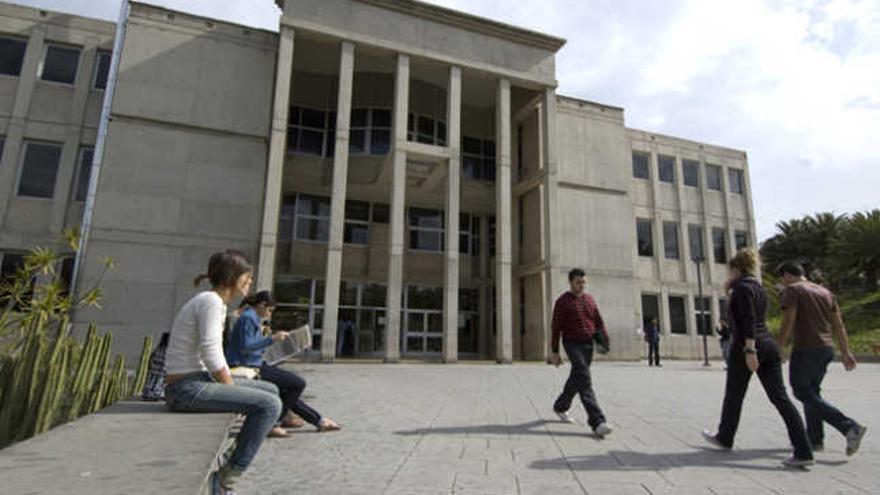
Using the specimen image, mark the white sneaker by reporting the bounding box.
[555,410,574,423]
[846,424,867,457]
[593,423,613,437]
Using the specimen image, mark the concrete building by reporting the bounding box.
[0,0,755,363]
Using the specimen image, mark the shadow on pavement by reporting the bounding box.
[394,419,600,438]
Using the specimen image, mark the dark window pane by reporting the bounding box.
[669,296,687,334]
[695,297,712,335]
[729,168,744,194]
[425,337,442,352]
[407,286,443,310]
[289,106,300,124]
[483,140,496,156]
[296,218,329,242]
[42,45,80,84]
[0,37,27,76]
[482,160,496,181]
[713,228,727,264]
[370,129,390,155]
[463,136,481,154]
[18,142,62,198]
[344,224,369,245]
[663,221,679,260]
[297,195,331,217]
[462,156,480,179]
[286,127,299,152]
[406,336,424,352]
[372,203,389,223]
[372,109,391,128]
[345,200,370,221]
[632,151,650,179]
[300,108,326,129]
[349,129,366,154]
[75,147,94,201]
[274,278,312,304]
[459,288,479,312]
[706,164,722,191]
[458,233,468,254]
[362,284,386,307]
[417,116,434,139]
[298,129,324,155]
[658,155,675,183]
[436,121,446,146]
[682,159,700,187]
[641,294,660,332]
[351,108,368,127]
[408,207,443,228]
[409,230,443,251]
[339,281,358,306]
[93,50,111,90]
[735,230,749,250]
[688,224,704,260]
[636,219,653,257]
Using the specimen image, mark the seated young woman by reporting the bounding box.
[226,290,340,437]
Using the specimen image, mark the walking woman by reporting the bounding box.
[226,290,340,436]
[702,248,814,468]
[164,250,282,494]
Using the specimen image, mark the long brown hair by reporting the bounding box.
[193,250,252,289]
[728,248,759,276]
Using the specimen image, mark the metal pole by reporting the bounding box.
[696,258,709,366]
[70,0,130,306]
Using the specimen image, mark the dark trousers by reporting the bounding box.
[259,362,322,426]
[717,348,812,460]
[554,340,606,429]
[790,346,856,446]
[647,340,660,366]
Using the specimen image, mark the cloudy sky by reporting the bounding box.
[9,0,879,241]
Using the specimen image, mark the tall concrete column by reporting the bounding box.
[495,79,513,364]
[540,88,560,360]
[0,26,45,224]
[320,41,355,362]
[256,25,295,291]
[442,66,462,363]
[384,54,409,363]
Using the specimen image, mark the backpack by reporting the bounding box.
[141,332,170,401]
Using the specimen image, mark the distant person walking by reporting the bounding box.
[644,318,661,367]
[702,249,813,468]
[549,268,613,438]
[777,262,867,456]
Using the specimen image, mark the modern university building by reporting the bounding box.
[0,0,756,363]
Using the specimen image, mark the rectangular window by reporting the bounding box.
[17,141,62,198]
[663,221,679,259]
[294,194,331,242]
[632,151,649,179]
[694,296,712,336]
[92,50,111,90]
[682,159,700,187]
[706,164,722,191]
[462,136,496,181]
[344,200,370,245]
[735,230,749,250]
[370,109,391,155]
[406,285,443,310]
[688,224,704,261]
[712,227,727,264]
[719,298,729,322]
[408,207,444,252]
[41,44,80,85]
[728,168,744,194]
[658,155,675,183]
[636,218,653,257]
[0,36,27,76]
[74,146,94,202]
[669,296,687,334]
[641,294,660,332]
[459,213,479,255]
[288,106,328,156]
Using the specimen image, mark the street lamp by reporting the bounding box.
[693,255,710,367]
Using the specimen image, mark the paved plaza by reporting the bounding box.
[239,360,879,494]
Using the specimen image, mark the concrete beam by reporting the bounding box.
[321,41,356,362]
[495,78,513,364]
[442,66,461,364]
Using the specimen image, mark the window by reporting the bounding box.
[688,224,704,261]
[0,252,31,304]
[409,207,444,251]
[632,151,649,179]
[682,159,700,187]
[41,44,80,84]
[18,141,62,198]
[462,136,496,181]
[641,294,660,333]
[0,137,5,161]
[658,155,675,183]
[459,213,480,255]
[669,296,687,334]
[344,200,370,245]
[636,219,653,257]
[74,147,94,202]
[349,108,391,155]
[407,113,446,146]
[712,227,727,263]
[735,230,749,250]
[288,106,333,156]
[728,168,744,194]
[92,50,111,90]
[706,164,722,191]
[294,194,330,242]
[719,298,729,322]
[0,36,27,76]
[694,296,712,336]
[372,203,389,223]
[663,221,679,260]
[488,215,496,257]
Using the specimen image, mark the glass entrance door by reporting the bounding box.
[403,310,443,354]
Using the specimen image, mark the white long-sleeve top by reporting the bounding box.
[164,291,229,375]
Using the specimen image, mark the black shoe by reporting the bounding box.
[701,430,732,451]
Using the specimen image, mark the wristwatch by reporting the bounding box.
[744,348,757,355]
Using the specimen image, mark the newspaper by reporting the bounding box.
[264,325,312,365]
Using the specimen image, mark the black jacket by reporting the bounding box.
[727,276,777,354]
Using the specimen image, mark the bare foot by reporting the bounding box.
[318,418,341,432]
[267,426,291,438]
[281,412,305,428]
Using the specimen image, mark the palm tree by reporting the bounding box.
[832,210,880,289]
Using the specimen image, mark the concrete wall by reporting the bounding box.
[75,3,278,358]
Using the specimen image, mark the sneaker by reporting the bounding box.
[701,430,732,451]
[846,424,868,457]
[593,423,613,437]
[555,409,574,424]
[782,456,814,468]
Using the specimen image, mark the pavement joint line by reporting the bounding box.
[830,474,871,493]
[380,403,447,495]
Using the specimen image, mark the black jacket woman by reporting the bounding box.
[702,248,813,467]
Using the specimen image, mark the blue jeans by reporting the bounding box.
[790,346,856,446]
[164,372,282,471]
